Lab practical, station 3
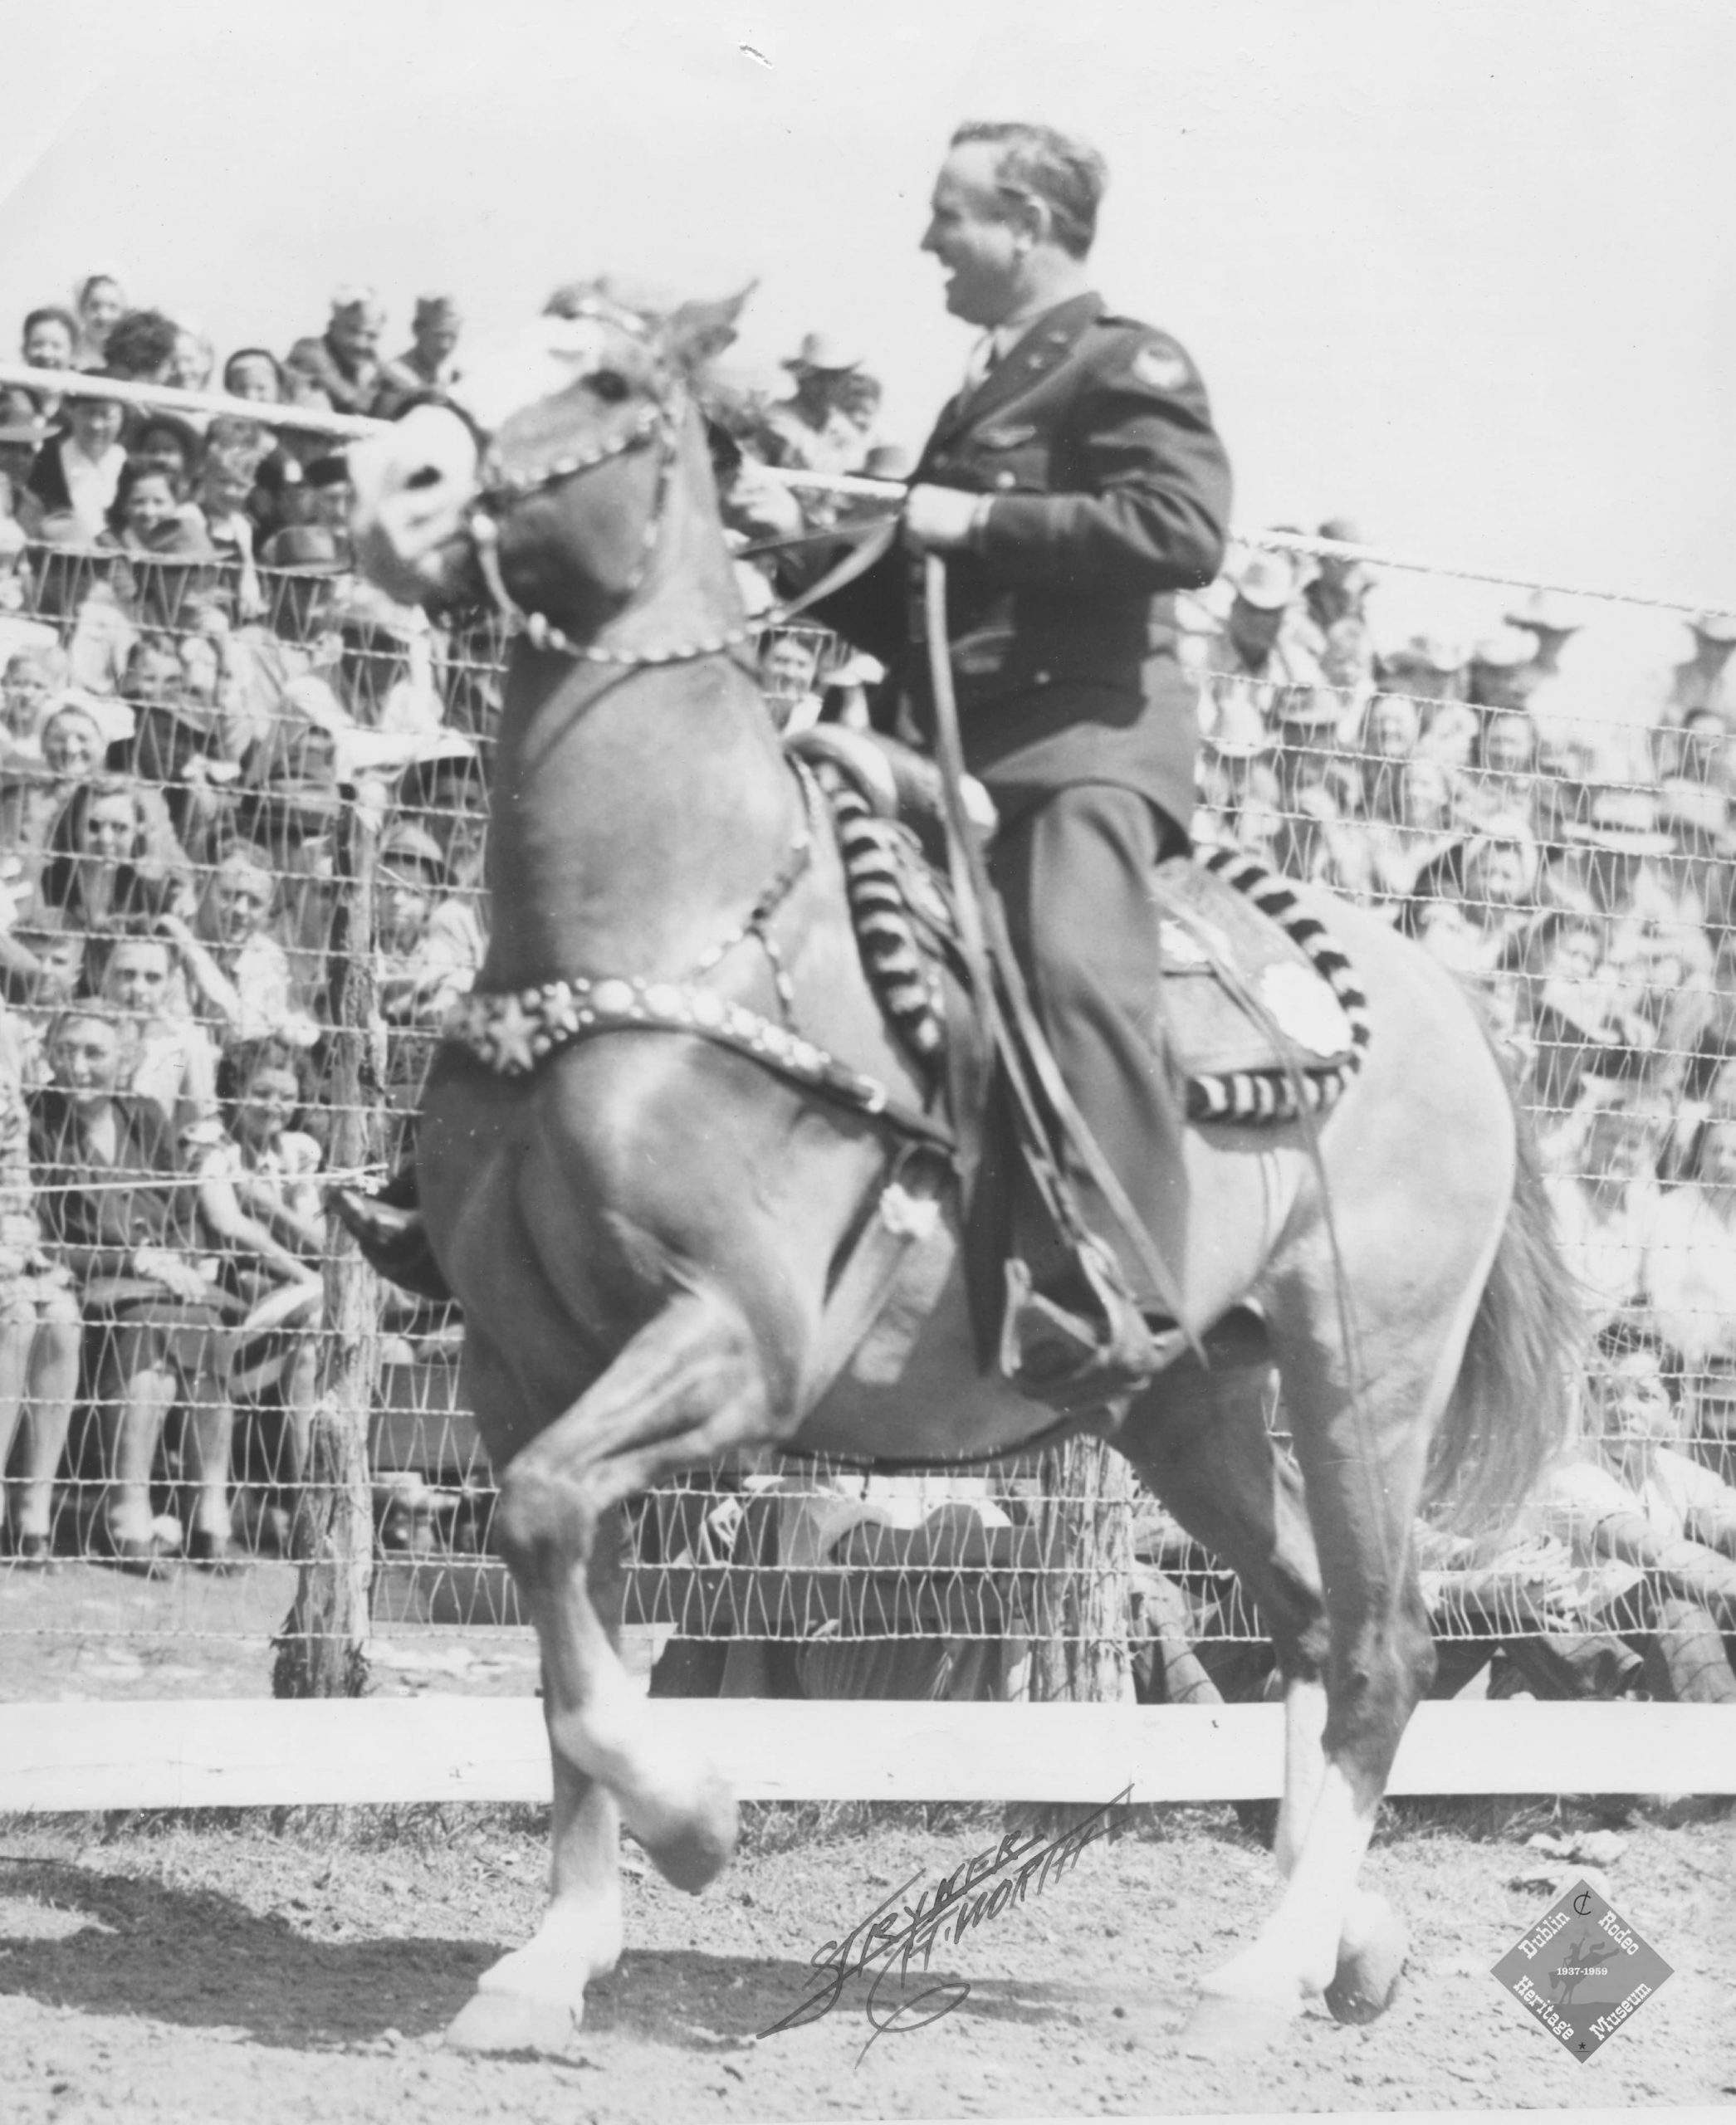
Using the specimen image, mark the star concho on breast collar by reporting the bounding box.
[443,977,955,1155]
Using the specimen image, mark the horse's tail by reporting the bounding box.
[1422,1072,1577,1530]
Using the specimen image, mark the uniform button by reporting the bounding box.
[995,471,1016,490]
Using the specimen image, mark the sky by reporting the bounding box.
[2,0,1732,678]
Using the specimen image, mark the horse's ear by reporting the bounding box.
[666,283,756,370]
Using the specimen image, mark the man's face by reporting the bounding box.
[330,305,384,364]
[125,476,178,539]
[69,400,122,457]
[413,316,461,364]
[50,1015,120,1101]
[102,942,171,1017]
[760,636,821,699]
[921,144,1028,327]
[309,480,355,530]
[211,863,272,941]
[128,648,181,708]
[23,317,73,369]
[1482,711,1533,777]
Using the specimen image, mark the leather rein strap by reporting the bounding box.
[922,552,1201,1352]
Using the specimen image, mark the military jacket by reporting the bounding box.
[814,292,1232,827]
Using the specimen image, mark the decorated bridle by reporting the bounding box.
[460,292,755,668]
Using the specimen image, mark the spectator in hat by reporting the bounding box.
[71,272,126,371]
[373,296,464,418]
[1657,610,1736,730]
[286,288,386,420]
[1181,547,1323,740]
[26,396,127,542]
[1377,633,1466,707]
[100,310,179,388]
[1551,784,1691,935]
[301,452,355,548]
[1506,590,1602,747]
[1302,515,1375,638]
[1465,626,1536,716]
[756,331,871,481]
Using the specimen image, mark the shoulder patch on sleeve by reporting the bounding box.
[1132,340,1192,393]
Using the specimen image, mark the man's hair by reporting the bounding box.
[103,309,180,381]
[950,121,1108,258]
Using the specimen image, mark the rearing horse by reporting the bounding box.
[348,282,1576,2059]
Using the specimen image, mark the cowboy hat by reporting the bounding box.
[1505,589,1584,637]
[781,331,861,374]
[1227,549,1300,612]
[1380,634,1465,678]
[1469,625,1535,671]
[1690,610,1736,645]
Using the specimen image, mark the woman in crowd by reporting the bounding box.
[91,928,223,1149]
[1543,1086,1666,1331]
[17,307,79,424]
[0,1007,81,1563]
[37,772,188,935]
[183,845,306,1043]
[0,702,107,888]
[29,1004,241,1572]
[72,274,125,370]
[206,1034,324,1546]
[167,321,214,397]
[26,395,128,543]
[0,647,61,769]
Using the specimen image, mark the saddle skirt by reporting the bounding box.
[810,746,1372,1130]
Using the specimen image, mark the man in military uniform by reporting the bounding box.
[810,120,1232,1340]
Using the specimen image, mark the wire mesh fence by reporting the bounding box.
[0,518,1733,1709]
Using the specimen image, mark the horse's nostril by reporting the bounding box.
[405,466,443,491]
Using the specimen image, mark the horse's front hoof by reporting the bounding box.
[1178,1986,1298,2059]
[633,1773,740,1893]
[1324,1890,1408,2025]
[445,1989,585,2058]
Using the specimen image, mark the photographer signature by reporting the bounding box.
[756,1787,1134,2059]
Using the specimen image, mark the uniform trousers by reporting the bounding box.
[988,780,1190,1312]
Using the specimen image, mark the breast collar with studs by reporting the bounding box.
[462,295,754,671]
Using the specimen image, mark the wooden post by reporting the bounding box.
[1029,1438,1135,1703]
[274,803,385,1698]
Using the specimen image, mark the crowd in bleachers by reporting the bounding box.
[0,273,1730,1700]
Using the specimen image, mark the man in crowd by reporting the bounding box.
[776,120,1231,1387]
[286,287,386,418]
[1658,610,1736,729]
[757,332,872,479]
[1181,548,1323,745]
[373,296,464,419]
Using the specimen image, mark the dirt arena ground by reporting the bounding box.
[0,1793,1731,2122]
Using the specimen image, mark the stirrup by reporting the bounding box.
[998,1235,1180,1418]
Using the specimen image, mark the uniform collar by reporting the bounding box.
[929,292,1105,447]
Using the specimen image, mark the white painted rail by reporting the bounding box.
[0,1698,1729,1813]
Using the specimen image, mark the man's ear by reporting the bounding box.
[667,283,757,369]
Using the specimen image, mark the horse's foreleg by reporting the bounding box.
[496,1289,780,1881]
[447,1296,777,2056]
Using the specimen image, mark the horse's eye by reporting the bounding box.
[590,369,630,404]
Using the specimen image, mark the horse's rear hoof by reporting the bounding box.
[1178,1990,1296,2059]
[1325,1892,1408,2025]
[445,1989,584,2058]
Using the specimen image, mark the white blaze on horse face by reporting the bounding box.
[349,406,480,606]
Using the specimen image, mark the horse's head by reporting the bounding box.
[350,279,753,648]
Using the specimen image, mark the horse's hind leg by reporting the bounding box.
[446,1298,772,2054]
[1118,1358,1337,1991]
[1177,1277,1479,2054]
